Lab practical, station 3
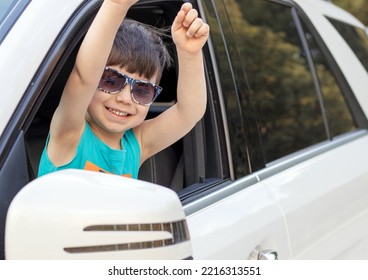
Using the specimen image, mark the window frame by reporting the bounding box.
[327,17,368,73]
[213,0,368,174]
[255,1,368,173]
[295,6,368,132]
[0,0,30,44]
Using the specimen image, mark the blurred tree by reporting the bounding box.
[333,0,368,26]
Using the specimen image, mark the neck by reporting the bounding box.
[88,122,123,150]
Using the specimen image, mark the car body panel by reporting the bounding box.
[248,0,368,259]
[260,132,368,259]
[0,0,84,135]
[185,179,290,259]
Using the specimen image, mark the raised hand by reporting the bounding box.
[171,3,210,54]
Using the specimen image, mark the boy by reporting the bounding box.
[38,0,209,178]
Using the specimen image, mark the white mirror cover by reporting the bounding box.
[5,169,191,259]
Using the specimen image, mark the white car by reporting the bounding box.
[1,0,368,259]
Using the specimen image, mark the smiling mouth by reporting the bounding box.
[108,108,129,117]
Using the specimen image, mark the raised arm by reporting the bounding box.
[137,3,209,163]
[48,0,137,166]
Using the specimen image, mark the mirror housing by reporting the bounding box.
[5,169,191,259]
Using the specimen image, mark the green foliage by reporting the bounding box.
[334,0,368,26]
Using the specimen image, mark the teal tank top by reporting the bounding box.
[38,123,141,178]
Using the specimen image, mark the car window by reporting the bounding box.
[208,0,266,177]
[218,0,361,175]
[225,0,327,167]
[301,21,357,139]
[327,18,368,73]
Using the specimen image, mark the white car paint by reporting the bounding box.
[185,179,290,259]
[6,170,191,259]
[261,133,368,259]
[0,0,83,134]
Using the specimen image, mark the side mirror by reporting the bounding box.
[5,169,192,259]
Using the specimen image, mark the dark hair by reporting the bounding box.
[107,19,172,82]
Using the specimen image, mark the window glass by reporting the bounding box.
[225,0,326,164]
[302,24,357,138]
[208,0,257,177]
[328,18,368,72]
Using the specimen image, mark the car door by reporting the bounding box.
[192,0,368,260]
[180,0,290,260]
[216,0,368,259]
[259,0,368,259]
[185,179,290,260]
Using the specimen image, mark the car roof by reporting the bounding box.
[293,0,365,28]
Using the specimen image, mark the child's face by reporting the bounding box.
[87,66,158,137]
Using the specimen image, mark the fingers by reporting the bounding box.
[181,7,198,28]
[173,3,209,37]
[172,3,191,32]
[186,18,209,37]
[179,2,193,14]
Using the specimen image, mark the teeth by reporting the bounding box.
[109,108,128,116]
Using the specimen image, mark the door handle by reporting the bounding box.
[258,249,278,260]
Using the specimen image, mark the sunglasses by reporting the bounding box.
[98,67,162,106]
